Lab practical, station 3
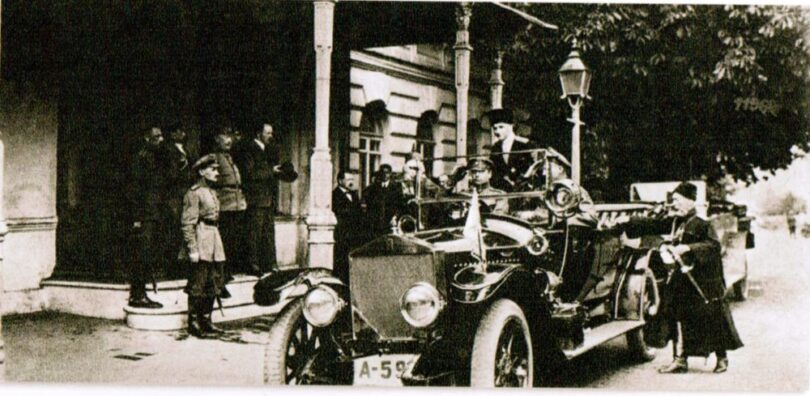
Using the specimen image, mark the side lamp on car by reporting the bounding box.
[545,179,583,219]
[302,285,346,327]
[400,282,445,328]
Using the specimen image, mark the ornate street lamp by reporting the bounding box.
[558,40,591,185]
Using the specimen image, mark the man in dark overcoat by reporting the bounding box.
[129,126,167,308]
[234,122,282,276]
[363,164,402,237]
[212,130,247,294]
[487,108,536,192]
[621,182,743,374]
[332,170,363,283]
[163,122,196,277]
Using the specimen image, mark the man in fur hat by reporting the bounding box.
[487,108,536,192]
[618,181,743,374]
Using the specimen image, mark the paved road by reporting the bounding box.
[544,227,810,392]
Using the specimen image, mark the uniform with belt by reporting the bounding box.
[181,155,227,338]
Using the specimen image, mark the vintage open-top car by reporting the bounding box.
[254,148,672,387]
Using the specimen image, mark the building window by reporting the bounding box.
[358,100,388,191]
[416,111,438,173]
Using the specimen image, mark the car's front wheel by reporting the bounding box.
[470,299,534,388]
[264,299,351,385]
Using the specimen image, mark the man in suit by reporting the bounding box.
[163,122,196,278]
[332,170,362,282]
[234,122,282,276]
[363,164,401,237]
[487,108,536,192]
[129,126,167,308]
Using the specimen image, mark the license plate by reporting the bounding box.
[353,354,416,386]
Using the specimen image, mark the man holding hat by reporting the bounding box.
[181,154,227,338]
[234,122,283,276]
[461,158,509,215]
[487,108,536,192]
[619,181,743,374]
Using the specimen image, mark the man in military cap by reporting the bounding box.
[212,130,246,295]
[619,182,743,374]
[129,126,167,309]
[462,158,509,215]
[181,155,227,338]
[487,108,536,192]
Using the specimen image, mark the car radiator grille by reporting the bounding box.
[349,253,437,340]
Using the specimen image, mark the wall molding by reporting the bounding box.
[7,216,58,233]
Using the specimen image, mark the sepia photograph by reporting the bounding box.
[0,1,808,394]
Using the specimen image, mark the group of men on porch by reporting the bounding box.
[128,121,296,311]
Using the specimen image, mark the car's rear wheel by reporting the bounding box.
[264,299,350,385]
[470,299,534,388]
[626,269,659,362]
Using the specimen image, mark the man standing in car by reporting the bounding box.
[487,108,535,192]
[620,182,743,374]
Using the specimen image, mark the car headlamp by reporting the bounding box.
[545,179,583,218]
[302,286,345,327]
[400,282,445,328]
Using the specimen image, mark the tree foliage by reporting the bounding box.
[504,4,810,200]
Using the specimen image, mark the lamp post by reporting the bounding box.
[558,41,591,185]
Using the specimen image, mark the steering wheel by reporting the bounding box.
[512,158,548,192]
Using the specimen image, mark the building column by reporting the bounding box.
[306,0,337,269]
[454,3,472,165]
[489,49,505,109]
[0,0,6,381]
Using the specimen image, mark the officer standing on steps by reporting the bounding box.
[618,182,743,374]
[181,155,227,338]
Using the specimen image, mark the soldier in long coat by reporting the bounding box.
[181,155,227,338]
[129,126,167,309]
[622,182,743,374]
[212,131,247,292]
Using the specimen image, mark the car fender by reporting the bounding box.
[614,248,655,320]
[253,268,346,307]
[449,263,540,305]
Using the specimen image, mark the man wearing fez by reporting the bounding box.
[235,122,297,276]
[461,158,509,215]
[619,182,743,374]
[181,155,226,338]
[487,108,536,192]
[332,170,362,283]
[129,126,167,309]
[163,122,196,277]
[212,131,246,294]
[363,164,402,236]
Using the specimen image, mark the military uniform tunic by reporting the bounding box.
[182,181,226,297]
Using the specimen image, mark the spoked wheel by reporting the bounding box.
[626,269,660,362]
[264,299,350,385]
[470,299,534,388]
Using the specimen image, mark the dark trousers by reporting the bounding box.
[131,220,163,299]
[220,210,246,276]
[246,206,277,273]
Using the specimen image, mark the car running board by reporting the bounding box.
[563,320,644,360]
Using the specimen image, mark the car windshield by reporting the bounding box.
[398,147,572,229]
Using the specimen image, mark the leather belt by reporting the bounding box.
[201,219,219,226]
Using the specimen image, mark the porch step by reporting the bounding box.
[43,275,286,330]
[563,320,644,359]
